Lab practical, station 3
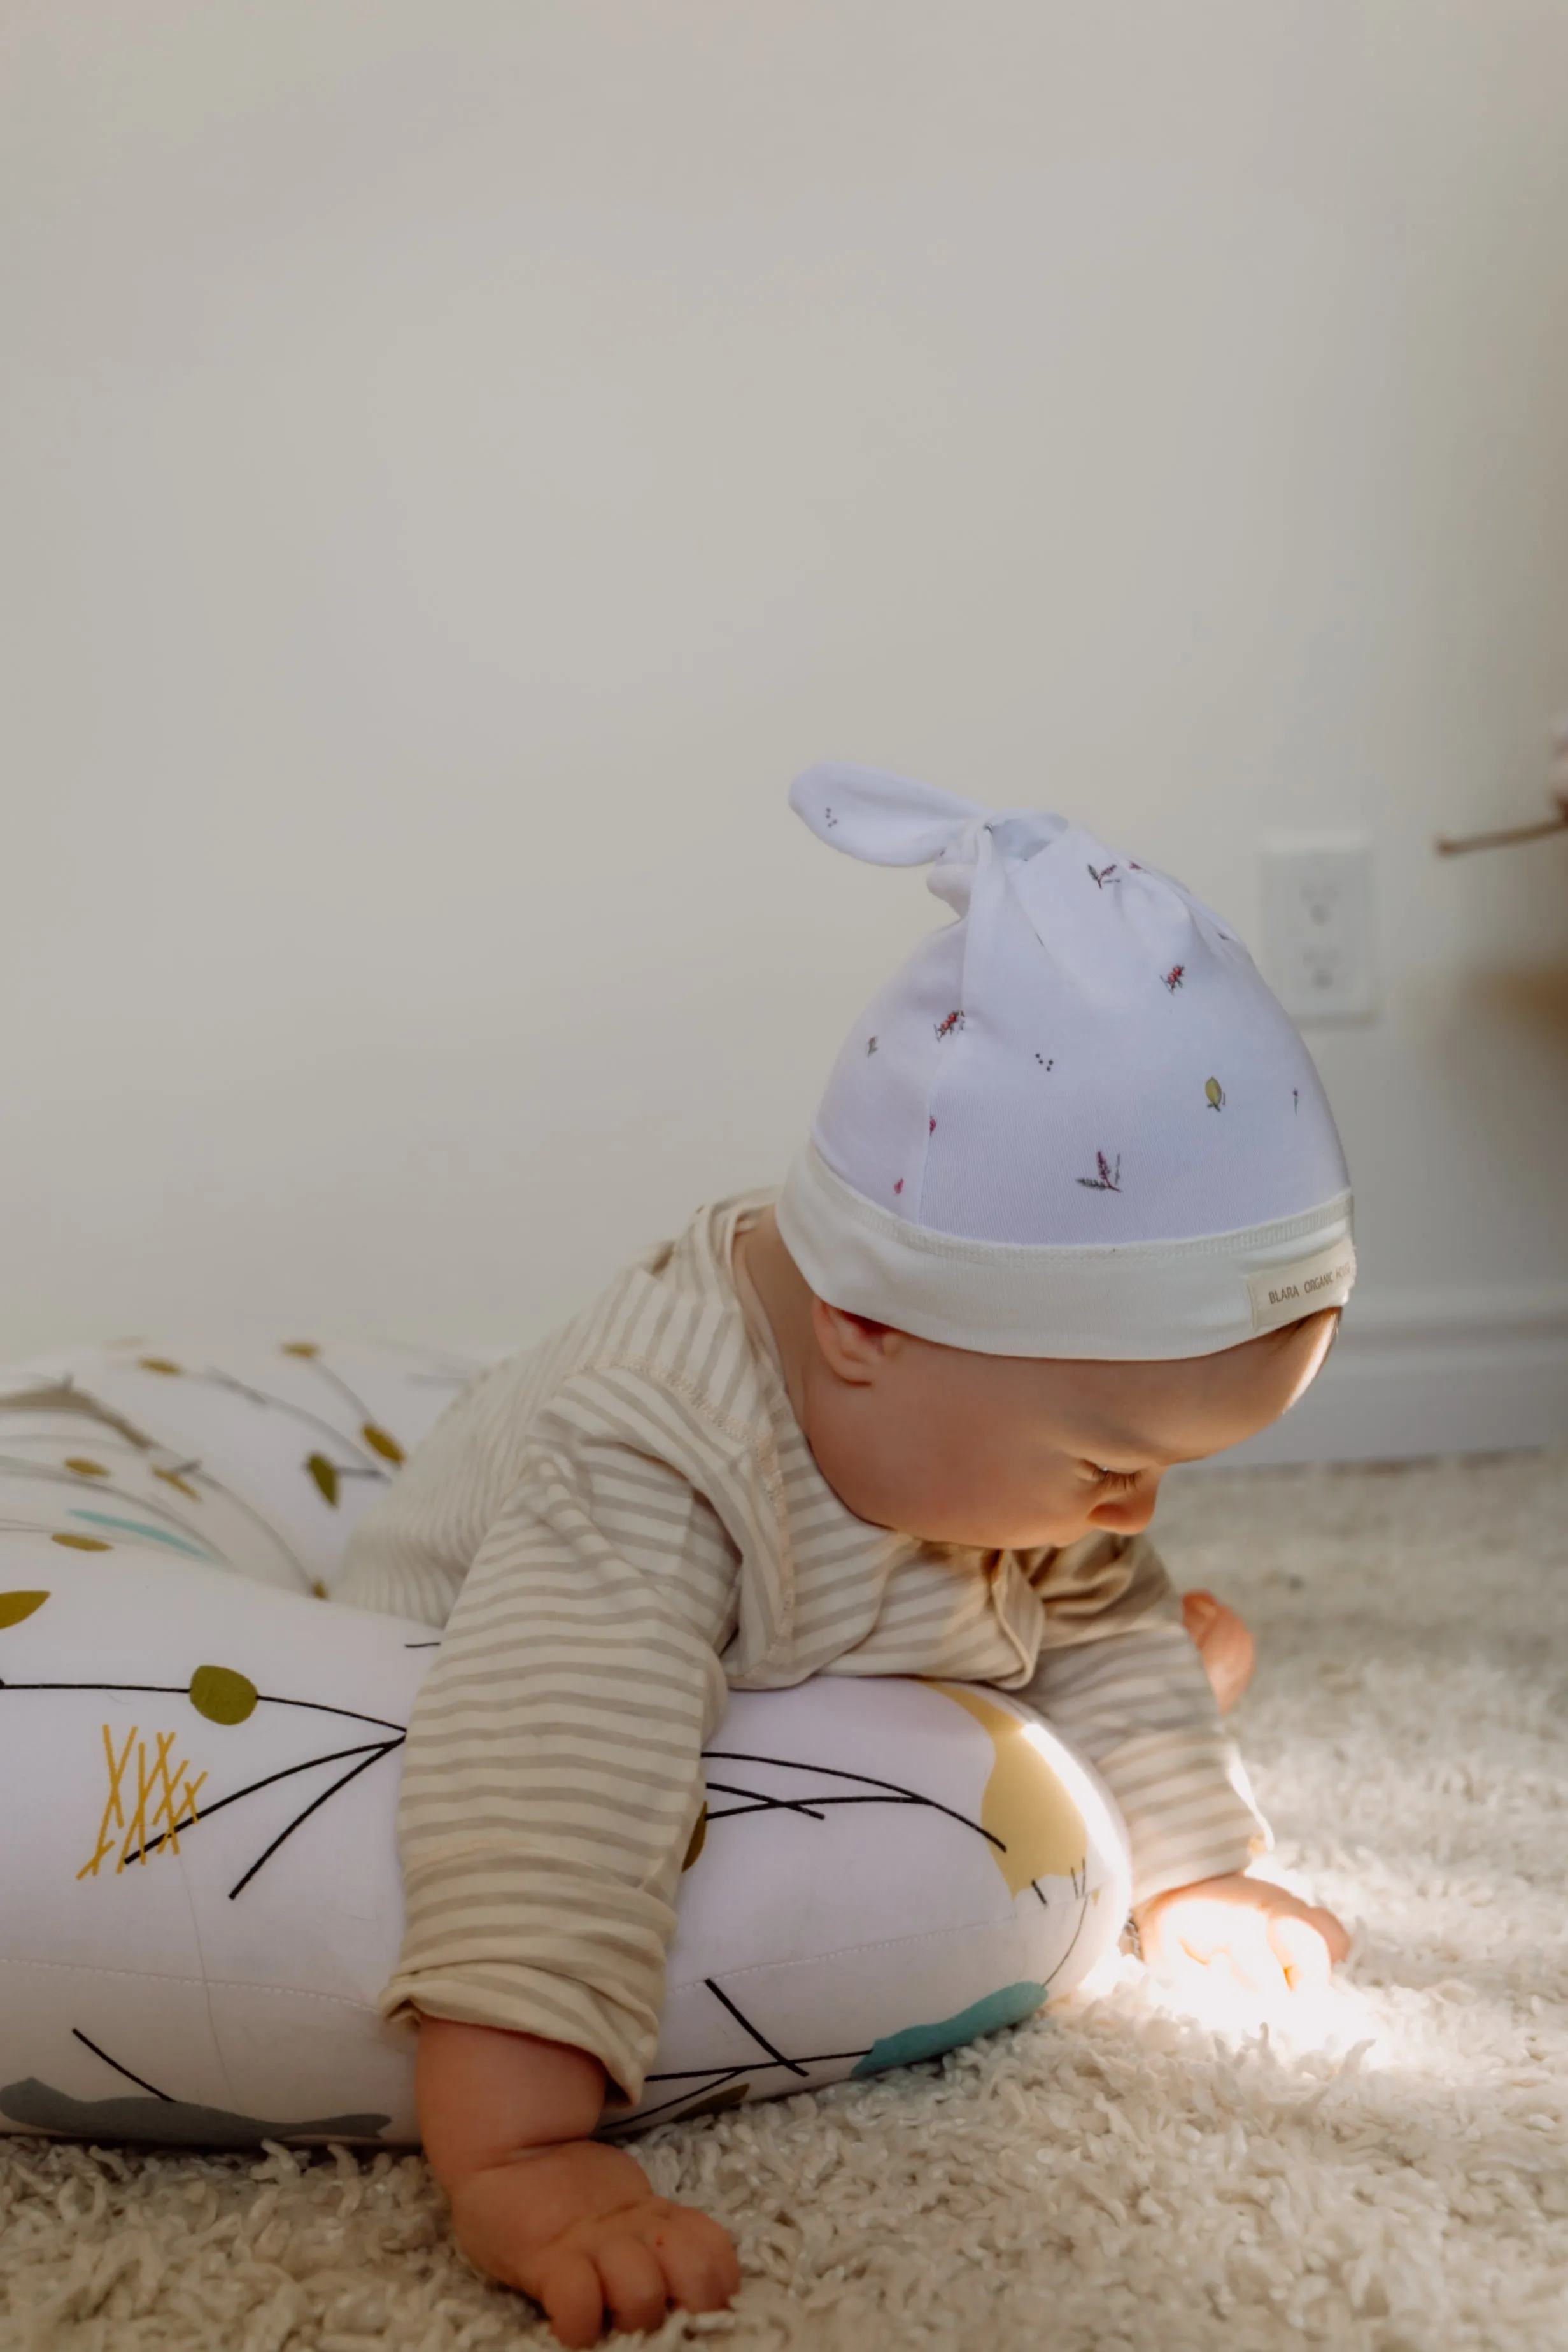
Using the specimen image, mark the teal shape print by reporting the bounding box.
[851,1980,1046,2077]
[67,1510,219,1562]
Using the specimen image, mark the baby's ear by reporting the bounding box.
[810,1296,896,1381]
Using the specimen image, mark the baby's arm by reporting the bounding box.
[376,1392,747,2338]
[1018,1577,1344,1992]
[1160,1594,1348,1985]
[417,2022,738,2349]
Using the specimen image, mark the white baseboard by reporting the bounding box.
[1187,1282,1568,1469]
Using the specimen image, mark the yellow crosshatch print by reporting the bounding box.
[77,1724,208,1879]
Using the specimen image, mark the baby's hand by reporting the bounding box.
[1134,1873,1349,1998]
[447,2137,740,2348]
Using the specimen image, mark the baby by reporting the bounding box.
[339,765,1355,2347]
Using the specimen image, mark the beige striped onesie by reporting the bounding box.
[337,1186,1268,2108]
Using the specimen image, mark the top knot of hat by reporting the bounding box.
[773,762,1356,1360]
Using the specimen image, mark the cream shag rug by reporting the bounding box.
[3,1447,1565,2352]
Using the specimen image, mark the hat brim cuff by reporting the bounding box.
[775,1141,1355,1361]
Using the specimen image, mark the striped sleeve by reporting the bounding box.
[1014,1601,1272,1911]
[378,1407,739,2108]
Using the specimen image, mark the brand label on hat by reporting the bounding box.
[1247,1240,1357,1334]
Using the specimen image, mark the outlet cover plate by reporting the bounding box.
[1260,836,1376,1022]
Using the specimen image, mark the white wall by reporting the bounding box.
[3,1,1565,1460]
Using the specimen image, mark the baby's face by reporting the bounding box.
[802,1303,1340,1551]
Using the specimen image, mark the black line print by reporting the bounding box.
[618,2068,756,2125]
[640,2046,873,2088]
[4,1676,406,1899]
[71,2028,174,2103]
[628,1876,1094,2127]
[700,1748,1004,1855]
[126,1738,401,1871]
[226,1745,393,1899]
[701,1980,809,2078]
[702,1778,828,1824]
[0,1680,406,1734]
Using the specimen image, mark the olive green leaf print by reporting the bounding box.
[188,1663,258,1725]
[306,1454,341,1505]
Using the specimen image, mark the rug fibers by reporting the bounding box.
[1,1445,1565,2352]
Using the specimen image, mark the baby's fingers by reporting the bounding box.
[1162,1905,1282,1998]
[1269,1912,1331,1995]
[593,2237,672,2339]
[528,2246,609,2351]
[649,2206,743,2315]
[1213,1913,1290,1999]
[1161,1899,1272,1987]
[1311,1904,1351,1964]
[532,2209,740,2345]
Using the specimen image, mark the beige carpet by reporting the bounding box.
[3,1446,1565,2352]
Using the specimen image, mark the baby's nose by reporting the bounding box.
[1091,1490,1159,1534]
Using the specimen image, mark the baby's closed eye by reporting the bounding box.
[1085,1463,1141,1494]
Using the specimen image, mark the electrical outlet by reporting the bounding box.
[1260,837,1376,1022]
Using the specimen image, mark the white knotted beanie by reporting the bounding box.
[774,762,1356,1361]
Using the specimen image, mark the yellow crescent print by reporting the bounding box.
[925,1683,1086,1894]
